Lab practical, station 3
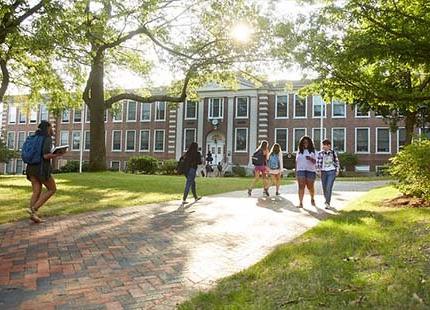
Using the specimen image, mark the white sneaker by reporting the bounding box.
[324,202,331,209]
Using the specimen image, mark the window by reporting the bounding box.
[236,97,249,119]
[7,132,15,149]
[185,101,197,120]
[61,110,70,123]
[84,131,90,151]
[355,128,370,153]
[275,128,288,152]
[17,132,26,150]
[374,110,383,118]
[73,109,82,123]
[30,109,37,123]
[293,128,307,151]
[18,109,26,124]
[112,102,123,122]
[235,128,248,152]
[154,130,165,152]
[275,95,288,118]
[312,96,326,118]
[332,128,346,153]
[155,101,166,121]
[5,160,13,174]
[8,105,17,124]
[85,105,91,123]
[127,101,137,121]
[16,159,24,174]
[60,131,69,146]
[355,165,370,172]
[332,100,346,118]
[112,130,122,151]
[376,128,391,153]
[126,130,136,151]
[110,161,120,171]
[208,98,223,119]
[40,104,48,121]
[397,128,406,151]
[355,106,370,118]
[294,95,307,118]
[312,128,327,151]
[184,128,196,151]
[139,130,150,152]
[420,127,430,139]
[141,103,151,121]
[72,131,81,151]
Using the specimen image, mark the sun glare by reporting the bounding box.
[231,23,253,43]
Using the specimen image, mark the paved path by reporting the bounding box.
[0,181,388,309]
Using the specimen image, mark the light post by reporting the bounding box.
[419,104,429,139]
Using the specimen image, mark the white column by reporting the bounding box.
[197,98,204,148]
[248,96,258,166]
[226,97,234,164]
[175,103,184,160]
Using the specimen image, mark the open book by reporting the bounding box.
[52,145,69,154]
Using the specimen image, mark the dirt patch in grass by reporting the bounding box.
[383,195,430,208]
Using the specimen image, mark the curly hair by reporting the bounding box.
[298,136,315,154]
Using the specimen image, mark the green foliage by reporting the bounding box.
[0,137,19,163]
[58,160,89,173]
[127,156,158,174]
[337,152,358,171]
[158,159,178,175]
[390,139,430,201]
[232,165,247,177]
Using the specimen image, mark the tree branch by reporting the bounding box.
[5,0,45,31]
[0,58,10,102]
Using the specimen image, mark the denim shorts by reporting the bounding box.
[296,170,316,181]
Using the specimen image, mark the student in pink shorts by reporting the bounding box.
[248,140,270,197]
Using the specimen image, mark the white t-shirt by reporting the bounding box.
[296,149,316,172]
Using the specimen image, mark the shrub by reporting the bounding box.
[127,156,158,174]
[337,152,358,171]
[59,161,89,173]
[390,139,430,201]
[232,165,247,177]
[159,159,178,175]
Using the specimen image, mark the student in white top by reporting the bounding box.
[295,136,317,208]
[267,143,284,196]
[316,139,340,209]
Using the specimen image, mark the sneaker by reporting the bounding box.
[194,196,202,202]
[297,202,303,208]
[181,201,187,205]
[247,189,252,197]
[276,191,280,196]
[324,202,330,209]
[30,213,43,223]
[264,189,270,196]
[311,199,316,206]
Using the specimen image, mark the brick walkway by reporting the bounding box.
[0,181,387,309]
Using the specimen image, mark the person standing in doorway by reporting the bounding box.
[295,136,317,208]
[316,139,340,210]
[182,142,203,205]
[268,143,284,196]
[248,140,270,197]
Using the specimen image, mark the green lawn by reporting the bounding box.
[180,186,430,309]
[0,172,290,224]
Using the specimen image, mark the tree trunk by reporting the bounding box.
[88,57,107,171]
[404,111,417,145]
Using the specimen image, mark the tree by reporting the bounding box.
[0,136,18,163]
[275,0,430,144]
[43,0,270,171]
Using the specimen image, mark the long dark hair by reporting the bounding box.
[256,140,269,153]
[269,143,281,156]
[185,142,199,161]
[298,136,315,154]
[37,120,51,136]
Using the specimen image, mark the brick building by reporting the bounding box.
[1,80,424,174]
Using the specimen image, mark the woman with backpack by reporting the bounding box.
[248,140,269,197]
[181,142,203,205]
[26,121,65,223]
[268,143,284,196]
[296,136,317,208]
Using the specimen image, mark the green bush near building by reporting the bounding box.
[127,156,158,174]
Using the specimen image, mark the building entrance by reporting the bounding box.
[206,131,225,165]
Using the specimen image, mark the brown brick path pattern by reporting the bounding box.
[0,181,387,309]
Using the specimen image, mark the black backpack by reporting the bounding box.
[176,156,188,175]
[252,149,264,166]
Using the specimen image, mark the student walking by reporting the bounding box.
[295,136,317,208]
[316,139,340,209]
[248,140,270,197]
[25,121,65,223]
[181,142,203,205]
[267,143,284,196]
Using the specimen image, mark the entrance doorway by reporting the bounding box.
[206,131,225,165]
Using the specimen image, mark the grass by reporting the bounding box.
[0,172,291,224]
[179,186,430,309]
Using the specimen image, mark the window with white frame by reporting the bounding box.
[420,127,430,139]
[275,128,288,152]
[332,128,346,152]
[7,132,15,149]
[155,101,166,121]
[235,128,248,152]
[355,106,370,118]
[374,110,383,118]
[236,97,249,118]
[61,110,70,123]
[85,105,91,123]
[294,95,307,118]
[208,98,223,119]
[18,109,26,124]
[376,128,390,153]
[397,128,406,151]
[141,103,151,121]
[312,96,326,118]
[73,109,82,123]
[154,130,165,152]
[184,128,196,151]
[16,159,24,174]
[112,130,122,151]
[84,131,90,151]
[355,165,370,172]
[30,109,37,123]
[127,101,137,121]
[110,161,120,171]
[293,128,307,151]
[126,130,136,151]
[275,95,288,118]
[332,100,346,118]
[8,105,17,124]
[185,101,197,119]
[355,128,370,153]
[112,102,123,122]
[312,128,327,151]
[5,160,13,174]
[60,131,69,146]
[139,130,150,151]
[72,131,81,151]
[17,132,26,150]
[40,104,48,121]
